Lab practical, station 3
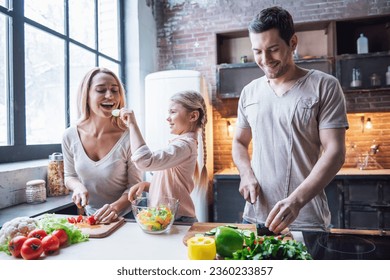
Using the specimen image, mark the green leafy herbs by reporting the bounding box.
[37,214,89,244]
[227,232,313,260]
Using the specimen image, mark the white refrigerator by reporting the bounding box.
[144,70,213,222]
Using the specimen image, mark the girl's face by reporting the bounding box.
[88,72,121,118]
[166,102,197,135]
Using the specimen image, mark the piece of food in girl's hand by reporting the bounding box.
[112,109,120,117]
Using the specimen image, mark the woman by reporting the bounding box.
[62,67,142,224]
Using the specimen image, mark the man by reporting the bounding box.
[232,6,349,233]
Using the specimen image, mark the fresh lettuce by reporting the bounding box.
[37,213,89,244]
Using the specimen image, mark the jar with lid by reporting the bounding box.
[26,179,46,204]
[350,68,362,88]
[370,73,381,87]
[47,152,69,196]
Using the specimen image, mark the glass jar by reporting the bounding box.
[370,73,381,87]
[26,179,46,204]
[350,68,362,87]
[47,152,69,196]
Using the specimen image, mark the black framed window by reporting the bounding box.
[0,0,124,163]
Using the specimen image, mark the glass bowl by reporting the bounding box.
[131,197,179,234]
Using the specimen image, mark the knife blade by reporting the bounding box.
[77,206,85,216]
[256,223,276,236]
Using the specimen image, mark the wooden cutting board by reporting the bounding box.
[182,222,256,246]
[71,216,125,238]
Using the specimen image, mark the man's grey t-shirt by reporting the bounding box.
[237,69,349,229]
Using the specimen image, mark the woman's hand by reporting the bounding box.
[128,181,150,202]
[71,185,89,209]
[93,204,119,224]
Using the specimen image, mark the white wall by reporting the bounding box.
[124,0,158,137]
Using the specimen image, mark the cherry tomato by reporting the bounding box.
[27,229,48,240]
[41,235,60,255]
[52,229,68,246]
[20,238,43,260]
[86,215,96,225]
[8,236,28,258]
[76,215,83,223]
[67,217,76,224]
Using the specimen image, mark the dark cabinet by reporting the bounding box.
[326,175,390,230]
[213,174,245,223]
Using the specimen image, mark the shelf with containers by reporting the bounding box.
[335,15,390,92]
[216,15,390,101]
[216,21,335,98]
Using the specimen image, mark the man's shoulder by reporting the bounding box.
[307,69,338,83]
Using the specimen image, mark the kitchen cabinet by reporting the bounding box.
[217,57,333,98]
[327,175,390,230]
[212,173,245,223]
[216,15,390,101]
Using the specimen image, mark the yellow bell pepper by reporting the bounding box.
[187,236,216,260]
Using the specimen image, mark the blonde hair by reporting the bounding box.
[76,67,127,130]
[170,90,208,189]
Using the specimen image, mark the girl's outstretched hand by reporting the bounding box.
[120,108,137,127]
[128,181,151,202]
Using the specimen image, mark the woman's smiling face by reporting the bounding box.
[88,72,121,118]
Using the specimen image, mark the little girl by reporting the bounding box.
[120,90,208,223]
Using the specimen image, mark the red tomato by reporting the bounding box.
[67,217,76,224]
[27,229,48,240]
[20,238,43,260]
[8,236,28,258]
[41,235,60,255]
[86,215,96,225]
[76,215,83,223]
[52,229,68,246]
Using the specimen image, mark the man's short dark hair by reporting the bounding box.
[248,6,295,46]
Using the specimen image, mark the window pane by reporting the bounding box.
[98,0,119,59]
[24,0,64,34]
[98,57,119,77]
[69,0,95,48]
[25,24,65,145]
[69,43,95,125]
[0,0,8,8]
[0,13,8,146]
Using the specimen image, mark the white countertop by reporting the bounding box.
[0,219,305,260]
[215,167,390,176]
[0,221,191,260]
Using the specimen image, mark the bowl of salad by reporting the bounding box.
[131,197,179,234]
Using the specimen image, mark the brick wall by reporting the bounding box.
[154,0,390,173]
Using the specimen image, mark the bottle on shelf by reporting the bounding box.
[357,33,368,54]
[386,66,390,86]
[351,68,362,88]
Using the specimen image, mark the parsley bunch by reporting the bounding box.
[228,232,313,260]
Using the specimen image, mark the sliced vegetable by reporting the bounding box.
[215,226,244,258]
[136,206,173,232]
[187,236,216,260]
